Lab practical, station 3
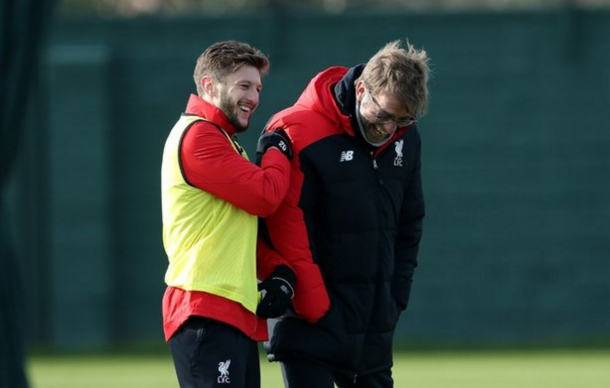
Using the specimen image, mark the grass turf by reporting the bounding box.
[29,350,610,388]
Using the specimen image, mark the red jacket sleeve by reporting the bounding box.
[259,121,330,322]
[262,174,330,322]
[180,121,290,217]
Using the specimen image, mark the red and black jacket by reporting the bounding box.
[259,65,425,376]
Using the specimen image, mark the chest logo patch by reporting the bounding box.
[394,140,404,167]
[340,150,354,162]
[218,360,231,383]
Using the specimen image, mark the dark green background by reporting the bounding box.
[6,9,610,350]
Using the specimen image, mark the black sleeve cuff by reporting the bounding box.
[271,264,296,288]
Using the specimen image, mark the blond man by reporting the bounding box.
[258,40,431,388]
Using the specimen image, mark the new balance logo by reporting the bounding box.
[340,150,354,162]
[218,360,231,384]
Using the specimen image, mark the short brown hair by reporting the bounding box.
[193,40,270,96]
[359,40,430,117]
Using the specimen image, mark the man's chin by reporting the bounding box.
[235,125,249,133]
[364,132,392,147]
[366,135,384,143]
[236,118,250,133]
[228,117,249,133]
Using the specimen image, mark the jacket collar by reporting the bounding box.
[333,64,364,122]
[184,94,238,136]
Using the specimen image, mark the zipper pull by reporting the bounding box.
[353,374,358,384]
[372,159,378,169]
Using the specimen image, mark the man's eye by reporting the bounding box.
[377,114,393,121]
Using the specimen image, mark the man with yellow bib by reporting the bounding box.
[161,41,295,388]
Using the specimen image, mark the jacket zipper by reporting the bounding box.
[371,152,383,185]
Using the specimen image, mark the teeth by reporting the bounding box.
[239,105,251,112]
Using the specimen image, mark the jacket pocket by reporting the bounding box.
[370,287,401,332]
[292,261,330,322]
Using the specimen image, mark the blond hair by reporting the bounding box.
[360,40,430,117]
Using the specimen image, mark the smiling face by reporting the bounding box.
[203,65,263,133]
[355,80,414,145]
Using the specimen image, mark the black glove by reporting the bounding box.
[256,129,293,161]
[257,265,296,319]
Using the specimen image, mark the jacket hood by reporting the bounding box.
[293,66,357,136]
[333,64,364,121]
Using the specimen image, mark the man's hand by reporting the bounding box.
[257,265,296,319]
[256,129,293,161]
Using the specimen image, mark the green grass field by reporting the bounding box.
[29,350,610,388]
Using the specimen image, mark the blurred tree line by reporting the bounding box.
[60,0,609,16]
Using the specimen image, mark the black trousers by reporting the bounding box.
[281,359,393,388]
[169,316,260,388]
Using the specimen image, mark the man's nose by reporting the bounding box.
[247,89,260,105]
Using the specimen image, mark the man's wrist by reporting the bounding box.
[271,277,295,298]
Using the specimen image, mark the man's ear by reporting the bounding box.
[201,75,216,97]
[355,80,366,102]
